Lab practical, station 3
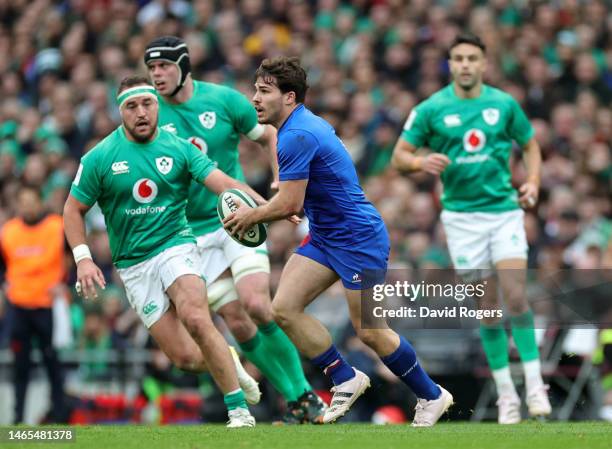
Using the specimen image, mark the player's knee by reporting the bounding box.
[172,351,205,373]
[242,291,271,322]
[171,350,197,370]
[180,308,212,336]
[506,300,529,316]
[271,302,294,328]
[218,302,255,341]
[175,283,207,313]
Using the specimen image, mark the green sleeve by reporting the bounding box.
[69,150,101,206]
[227,88,259,136]
[507,97,534,147]
[400,103,431,148]
[184,139,217,183]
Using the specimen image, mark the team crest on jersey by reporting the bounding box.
[188,136,208,155]
[155,157,173,175]
[482,108,500,125]
[132,179,158,204]
[463,129,486,153]
[199,111,216,129]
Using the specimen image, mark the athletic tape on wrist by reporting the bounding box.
[73,244,92,264]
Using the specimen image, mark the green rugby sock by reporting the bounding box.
[510,310,540,362]
[259,321,312,398]
[238,331,296,401]
[479,322,510,370]
[224,389,247,411]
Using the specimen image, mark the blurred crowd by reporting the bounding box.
[0,0,611,421]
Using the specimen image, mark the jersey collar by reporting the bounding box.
[278,104,305,133]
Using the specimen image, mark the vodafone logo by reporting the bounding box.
[463,129,486,153]
[132,178,158,204]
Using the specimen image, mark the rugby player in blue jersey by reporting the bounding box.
[223,57,452,426]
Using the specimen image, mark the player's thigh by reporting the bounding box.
[197,232,237,311]
[227,242,271,305]
[149,303,203,366]
[324,233,389,290]
[196,229,230,285]
[159,244,210,320]
[207,277,239,313]
[274,248,339,315]
[332,240,391,329]
[441,210,493,278]
[117,255,170,329]
[491,209,528,265]
[223,230,270,284]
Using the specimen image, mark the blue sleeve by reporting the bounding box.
[278,130,318,181]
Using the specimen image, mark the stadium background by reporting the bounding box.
[0,0,610,426]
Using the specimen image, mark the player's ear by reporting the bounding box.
[284,91,296,106]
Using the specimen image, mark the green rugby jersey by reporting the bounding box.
[70,126,216,268]
[401,83,534,212]
[157,80,261,236]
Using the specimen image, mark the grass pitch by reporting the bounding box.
[2,422,610,449]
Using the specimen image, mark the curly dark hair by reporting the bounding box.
[254,56,309,103]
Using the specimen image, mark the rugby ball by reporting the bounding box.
[217,189,267,247]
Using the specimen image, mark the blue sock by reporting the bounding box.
[381,336,441,400]
[311,345,355,386]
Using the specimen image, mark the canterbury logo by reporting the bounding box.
[112,161,129,175]
[143,302,158,316]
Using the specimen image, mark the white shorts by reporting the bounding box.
[441,209,527,278]
[117,243,203,328]
[197,228,270,285]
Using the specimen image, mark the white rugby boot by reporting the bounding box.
[226,407,256,428]
[323,369,371,423]
[526,385,552,417]
[497,393,522,424]
[411,385,454,427]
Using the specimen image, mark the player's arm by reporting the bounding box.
[247,179,306,221]
[391,106,450,175]
[203,169,267,206]
[507,96,541,208]
[391,139,450,175]
[253,124,280,188]
[62,195,106,300]
[517,137,542,208]
[222,179,307,239]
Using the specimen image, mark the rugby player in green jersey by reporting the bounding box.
[63,76,266,428]
[392,33,551,424]
[144,36,325,424]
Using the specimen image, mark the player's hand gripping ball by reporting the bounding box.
[217,189,267,247]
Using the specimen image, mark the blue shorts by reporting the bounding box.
[295,233,389,290]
